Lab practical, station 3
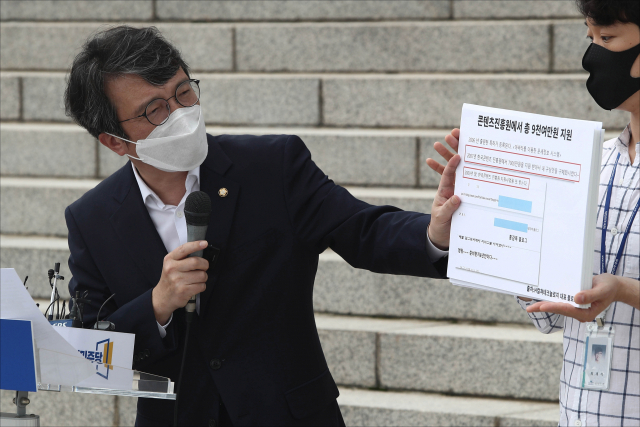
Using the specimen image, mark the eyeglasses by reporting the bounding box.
[118,79,200,126]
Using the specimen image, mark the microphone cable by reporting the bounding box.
[173,309,195,427]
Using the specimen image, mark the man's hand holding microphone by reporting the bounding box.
[152,190,213,325]
[152,241,209,325]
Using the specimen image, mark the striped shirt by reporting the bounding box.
[518,125,639,427]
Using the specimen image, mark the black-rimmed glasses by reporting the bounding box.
[118,79,200,126]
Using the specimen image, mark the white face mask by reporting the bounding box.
[107,105,208,172]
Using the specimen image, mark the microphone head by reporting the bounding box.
[185,191,211,226]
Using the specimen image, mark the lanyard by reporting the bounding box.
[597,153,640,326]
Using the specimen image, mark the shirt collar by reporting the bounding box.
[131,163,200,208]
[616,124,631,151]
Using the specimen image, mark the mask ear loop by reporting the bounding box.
[104,132,143,161]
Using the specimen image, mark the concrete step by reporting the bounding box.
[233,21,553,73]
[314,250,532,324]
[0,123,454,187]
[1,20,588,73]
[0,177,98,236]
[0,23,233,72]
[0,385,559,427]
[1,72,627,128]
[453,0,580,20]
[1,122,623,186]
[0,388,126,427]
[317,313,562,401]
[0,176,436,236]
[1,0,582,22]
[0,0,154,21]
[3,233,533,325]
[338,387,559,427]
[0,235,73,299]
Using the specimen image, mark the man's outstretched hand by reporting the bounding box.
[526,274,640,322]
[428,154,461,250]
[426,128,460,175]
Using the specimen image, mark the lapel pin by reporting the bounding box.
[218,188,229,198]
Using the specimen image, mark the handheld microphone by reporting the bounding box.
[175,191,211,427]
[184,191,211,316]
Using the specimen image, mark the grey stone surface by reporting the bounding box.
[0,124,96,177]
[0,23,232,71]
[156,1,450,21]
[341,406,497,427]
[338,387,559,427]
[453,0,581,19]
[303,134,417,186]
[118,396,138,427]
[22,74,69,122]
[314,253,533,324]
[0,236,71,299]
[0,0,153,21]
[152,24,233,72]
[322,75,629,129]
[99,142,130,178]
[1,24,98,71]
[419,134,454,188]
[199,76,320,125]
[554,21,592,72]
[378,324,563,400]
[0,389,116,426]
[236,22,549,72]
[0,75,20,120]
[318,329,377,387]
[0,178,95,236]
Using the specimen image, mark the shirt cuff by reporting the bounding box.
[515,295,539,309]
[156,313,173,339]
[426,227,449,262]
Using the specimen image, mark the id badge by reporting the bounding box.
[581,324,615,390]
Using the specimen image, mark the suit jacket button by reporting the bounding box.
[210,358,222,370]
[208,419,217,427]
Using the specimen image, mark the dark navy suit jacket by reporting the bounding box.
[66,134,448,426]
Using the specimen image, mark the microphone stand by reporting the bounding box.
[47,263,63,321]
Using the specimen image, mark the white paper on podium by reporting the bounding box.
[1,268,94,387]
[53,327,135,390]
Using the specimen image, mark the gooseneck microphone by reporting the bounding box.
[184,191,212,316]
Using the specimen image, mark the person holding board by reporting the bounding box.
[428,1,639,425]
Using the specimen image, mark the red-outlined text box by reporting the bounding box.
[464,145,581,182]
[463,166,530,190]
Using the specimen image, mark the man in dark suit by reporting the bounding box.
[64,26,461,426]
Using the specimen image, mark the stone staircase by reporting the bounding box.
[0,1,621,426]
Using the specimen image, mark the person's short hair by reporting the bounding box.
[592,344,606,356]
[575,0,640,28]
[64,25,190,139]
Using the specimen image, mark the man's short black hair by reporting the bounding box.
[64,25,190,139]
[576,0,640,28]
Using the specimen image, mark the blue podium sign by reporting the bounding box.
[0,319,37,392]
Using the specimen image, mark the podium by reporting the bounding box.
[1,267,177,425]
[0,318,176,426]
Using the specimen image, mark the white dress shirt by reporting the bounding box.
[132,163,448,338]
[131,164,200,337]
[517,126,639,427]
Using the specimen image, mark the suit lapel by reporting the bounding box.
[109,165,167,291]
[198,136,239,317]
